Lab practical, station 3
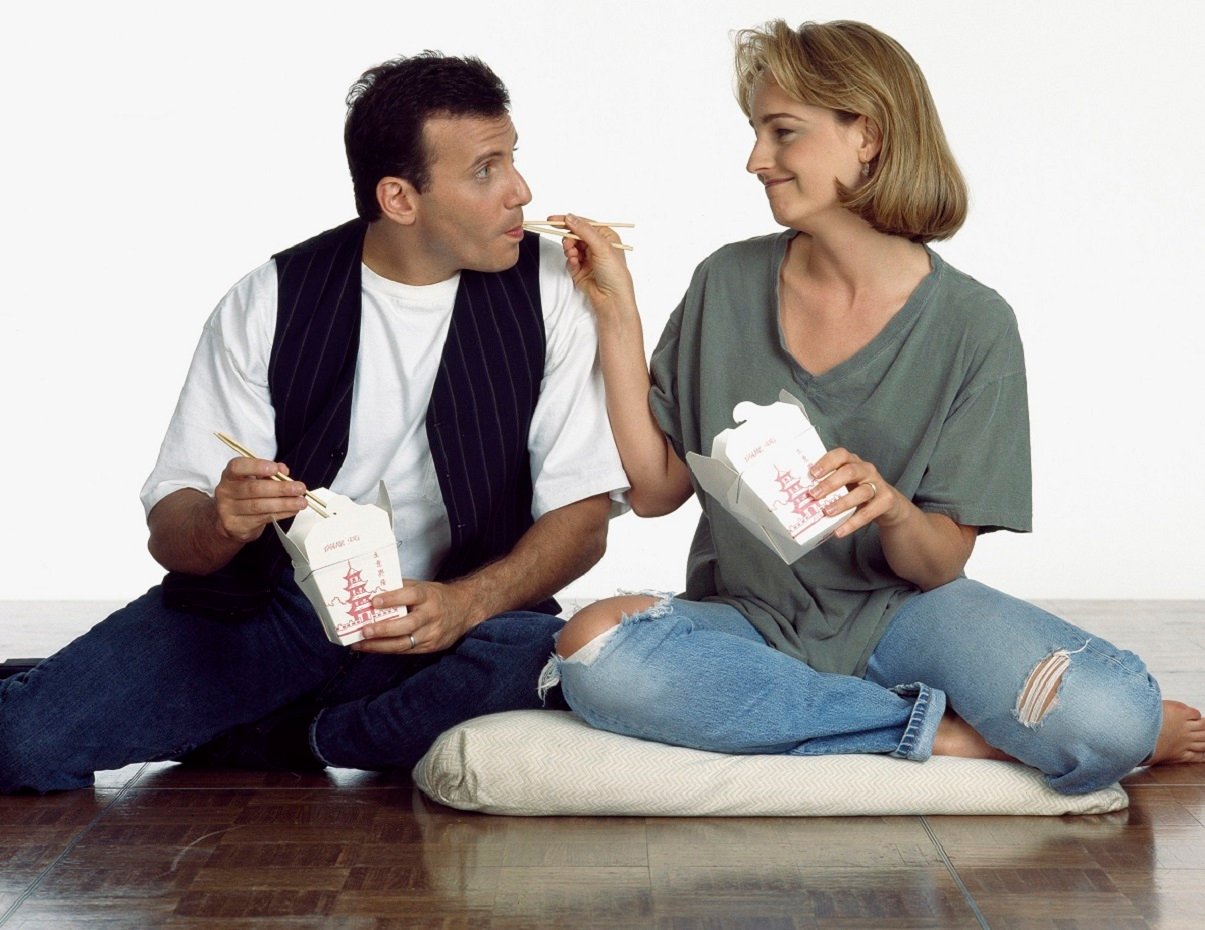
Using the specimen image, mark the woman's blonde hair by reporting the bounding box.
[734,19,967,241]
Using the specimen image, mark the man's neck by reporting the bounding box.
[361,220,457,286]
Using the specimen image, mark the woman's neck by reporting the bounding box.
[784,216,929,294]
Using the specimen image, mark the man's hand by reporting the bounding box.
[349,494,612,655]
[212,456,310,544]
[147,455,311,576]
[352,580,477,654]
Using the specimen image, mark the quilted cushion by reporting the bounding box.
[413,710,1129,817]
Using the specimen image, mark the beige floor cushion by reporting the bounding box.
[413,710,1129,817]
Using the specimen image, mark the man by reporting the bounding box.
[0,53,627,793]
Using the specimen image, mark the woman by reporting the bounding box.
[541,19,1205,794]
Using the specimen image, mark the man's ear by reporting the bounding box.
[376,176,419,226]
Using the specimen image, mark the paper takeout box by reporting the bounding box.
[273,483,405,646]
[685,391,852,563]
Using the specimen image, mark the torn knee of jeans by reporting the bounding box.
[537,593,673,702]
[537,624,620,701]
[616,590,676,622]
[1014,647,1079,728]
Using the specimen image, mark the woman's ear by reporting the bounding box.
[857,115,883,165]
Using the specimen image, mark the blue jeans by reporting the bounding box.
[865,579,1161,794]
[547,596,947,761]
[550,580,1161,794]
[0,579,565,793]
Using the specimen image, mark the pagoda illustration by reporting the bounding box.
[341,562,378,627]
[775,465,824,527]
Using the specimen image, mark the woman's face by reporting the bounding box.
[746,78,867,231]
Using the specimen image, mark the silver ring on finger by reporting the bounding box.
[408,634,417,650]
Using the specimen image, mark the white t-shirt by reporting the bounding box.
[141,237,629,581]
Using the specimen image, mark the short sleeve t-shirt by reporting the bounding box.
[649,231,1032,676]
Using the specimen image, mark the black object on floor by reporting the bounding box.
[0,658,44,679]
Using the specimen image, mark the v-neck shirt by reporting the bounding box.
[649,230,1032,675]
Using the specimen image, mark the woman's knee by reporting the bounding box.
[556,595,659,660]
[1017,654,1161,792]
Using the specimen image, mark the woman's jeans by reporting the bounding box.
[0,579,565,794]
[549,579,1162,794]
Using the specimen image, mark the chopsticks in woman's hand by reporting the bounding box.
[522,219,634,251]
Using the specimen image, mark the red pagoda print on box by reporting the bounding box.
[773,465,826,538]
[338,562,378,630]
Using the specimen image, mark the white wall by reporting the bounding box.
[1,0,1201,604]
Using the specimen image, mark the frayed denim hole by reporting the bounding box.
[617,589,676,620]
[1013,643,1085,728]
[538,594,675,703]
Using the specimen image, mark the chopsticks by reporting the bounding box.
[214,432,331,518]
[522,220,634,251]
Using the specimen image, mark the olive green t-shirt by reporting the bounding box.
[649,231,1032,676]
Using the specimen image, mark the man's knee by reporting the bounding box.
[467,610,563,640]
[556,595,659,660]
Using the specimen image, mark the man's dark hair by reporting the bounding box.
[344,52,511,221]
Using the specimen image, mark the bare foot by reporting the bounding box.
[1145,700,1205,766]
[932,711,1013,762]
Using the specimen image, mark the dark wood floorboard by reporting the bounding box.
[2,599,1203,928]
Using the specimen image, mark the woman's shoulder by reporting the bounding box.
[709,229,788,260]
[926,250,1020,337]
[685,231,790,289]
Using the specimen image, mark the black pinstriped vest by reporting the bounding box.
[162,219,556,617]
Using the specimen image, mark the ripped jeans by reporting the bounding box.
[543,595,949,764]
[545,579,1162,795]
[866,579,1161,793]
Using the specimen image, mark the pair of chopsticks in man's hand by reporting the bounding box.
[522,219,634,251]
[215,432,331,518]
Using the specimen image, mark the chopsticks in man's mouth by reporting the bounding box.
[522,219,634,251]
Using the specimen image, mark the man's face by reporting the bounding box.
[410,114,532,279]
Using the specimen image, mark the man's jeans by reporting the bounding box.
[0,579,565,793]
[548,579,1162,794]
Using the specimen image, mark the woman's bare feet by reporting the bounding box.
[1145,700,1205,766]
[931,710,1013,762]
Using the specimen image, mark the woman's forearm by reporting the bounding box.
[594,298,693,516]
[877,503,977,591]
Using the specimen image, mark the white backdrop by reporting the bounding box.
[1,0,1202,605]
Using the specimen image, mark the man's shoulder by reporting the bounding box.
[272,219,368,264]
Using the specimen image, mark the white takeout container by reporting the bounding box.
[685,391,852,563]
[273,482,405,645]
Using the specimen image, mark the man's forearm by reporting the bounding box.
[451,494,612,625]
[147,488,246,576]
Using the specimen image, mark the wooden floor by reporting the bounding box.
[2,600,1204,929]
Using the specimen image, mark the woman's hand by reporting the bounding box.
[807,447,976,590]
[553,214,636,314]
[807,448,902,539]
